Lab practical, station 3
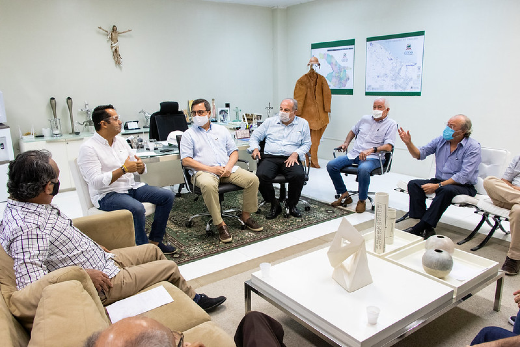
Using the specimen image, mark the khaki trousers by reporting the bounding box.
[193,167,259,226]
[309,126,327,168]
[483,176,520,260]
[103,244,196,305]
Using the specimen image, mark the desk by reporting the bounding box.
[138,139,254,187]
[245,246,503,347]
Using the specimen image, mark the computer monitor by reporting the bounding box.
[0,91,6,124]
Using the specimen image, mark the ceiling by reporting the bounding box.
[201,0,314,8]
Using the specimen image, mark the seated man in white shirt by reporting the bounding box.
[248,98,311,219]
[180,99,263,244]
[327,97,397,213]
[78,105,175,254]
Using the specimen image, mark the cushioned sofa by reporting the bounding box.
[0,210,235,347]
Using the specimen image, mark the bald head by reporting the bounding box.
[448,114,472,139]
[85,316,180,347]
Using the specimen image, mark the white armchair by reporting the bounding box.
[70,158,156,217]
[395,147,511,251]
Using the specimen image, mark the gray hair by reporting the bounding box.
[191,98,211,111]
[282,98,298,111]
[84,329,174,347]
[374,97,389,109]
[457,114,472,138]
[7,150,56,201]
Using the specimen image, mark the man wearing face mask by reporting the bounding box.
[248,98,311,219]
[180,99,263,243]
[327,98,397,213]
[398,114,481,239]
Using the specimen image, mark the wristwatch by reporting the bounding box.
[121,165,127,174]
[438,183,442,188]
[373,146,378,153]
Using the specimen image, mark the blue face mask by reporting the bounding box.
[442,126,455,141]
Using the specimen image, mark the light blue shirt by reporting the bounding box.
[502,155,520,187]
[248,116,311,160]
[180,123,238,174]
[419,136,481,185]
[347,115,397,160]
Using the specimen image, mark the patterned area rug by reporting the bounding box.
[145,191,352,265]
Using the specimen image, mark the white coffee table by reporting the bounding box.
[245,247,503,347]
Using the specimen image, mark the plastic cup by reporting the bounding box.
[367,306,380,325]
[259,262,271,278]
[42,128,52,137]
[148,142,155,152]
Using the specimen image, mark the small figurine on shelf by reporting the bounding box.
[233,107,241,122]
[139,109,151,128]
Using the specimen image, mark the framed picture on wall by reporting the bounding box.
[218,108,230,123]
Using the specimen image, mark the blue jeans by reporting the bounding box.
[99,184,175,245]
[326,156,380,201]
[470,310,520,345]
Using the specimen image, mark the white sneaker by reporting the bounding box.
[508,315,515,326]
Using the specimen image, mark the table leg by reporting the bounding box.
[494,275,504,312]
[245,281,252,313]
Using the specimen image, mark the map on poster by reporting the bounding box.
[365,31,425,96]
[311,39,355,95]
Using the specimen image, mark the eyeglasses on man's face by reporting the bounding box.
[102,116,120,123]
[191,110,209,116]
[171,330,184,347]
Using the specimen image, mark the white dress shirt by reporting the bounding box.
[78,133,145,208]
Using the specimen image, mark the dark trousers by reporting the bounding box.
[408,178,476,228]
[470,310,520,345]
[256,155,305,208]
[234,311,286,347]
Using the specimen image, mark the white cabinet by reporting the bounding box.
[20,137,87,191]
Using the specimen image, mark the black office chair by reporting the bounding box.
[176,135,249,236]
[149,102,188,141]
[256,140,312,218]
[332,148,394,211]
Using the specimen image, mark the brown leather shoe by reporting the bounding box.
[501,256,520,275]
[355,200,366,213]
[331,192,353,207]
[217,224,232,243]
[242,217,263,232]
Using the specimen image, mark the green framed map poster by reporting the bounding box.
[311,39,355,95]
[365,31,425,96]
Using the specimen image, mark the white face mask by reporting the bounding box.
[279,112,291,123]
[372,109,384,119]
[192,115,209,127]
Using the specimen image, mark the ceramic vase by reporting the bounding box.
[422,249,453,278]
[425,235,455,254]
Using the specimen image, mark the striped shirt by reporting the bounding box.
[0,200,120,290]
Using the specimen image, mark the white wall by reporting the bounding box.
[0,0,274,153]
[2,0,519,178]
[285,0,520,177]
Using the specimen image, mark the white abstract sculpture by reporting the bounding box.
[327,218,373,292]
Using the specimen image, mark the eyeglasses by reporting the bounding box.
[101,116,120,123]
[171,331,184,347]
[190,110,209,116]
